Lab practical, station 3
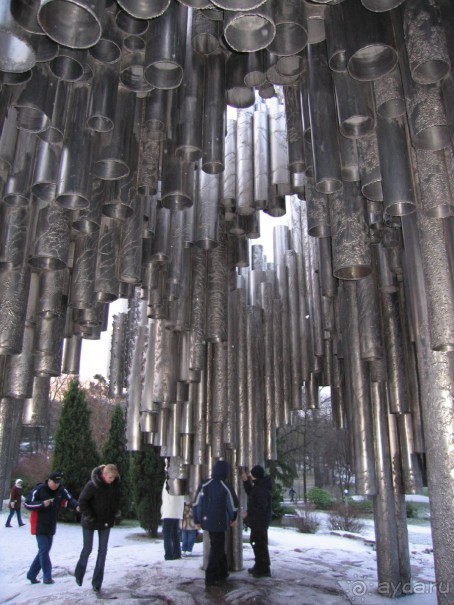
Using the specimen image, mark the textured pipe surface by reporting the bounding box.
[370,381,402,595]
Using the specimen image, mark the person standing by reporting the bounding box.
[24,471,79,585]
[161,478,184,560]
[74,464,121,593]
[5,478,26,527]
[193,460,239,587]
[241,465,272,578]
[181,498,198,556]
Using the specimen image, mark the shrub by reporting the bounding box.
[328,504,365,533]
[406,502,418,519]
[294,509,321,534]
[307,487,334,510]
[350,497,374,516]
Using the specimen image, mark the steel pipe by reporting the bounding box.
[376,115,416,217]
[38,0,104,49]
[267,0,307,57]
[202,52,226,175]
[307,41,342,194]
[0,2,36,73]
[223,2,275,53]
[144,1,188,90]
[343,0,397,81]
[330,182,371,280]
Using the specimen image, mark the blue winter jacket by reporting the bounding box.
[192,461,239,533]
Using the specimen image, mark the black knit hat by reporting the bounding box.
[49,472,63,483]
[250,465,265,479]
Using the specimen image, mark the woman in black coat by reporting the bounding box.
[74,464,121,593]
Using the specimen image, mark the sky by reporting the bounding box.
[0,497,437,605]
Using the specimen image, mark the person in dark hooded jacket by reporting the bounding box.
[74,464,121,593]
[241,465,272,578]
[193,460,239,587]
[24,471,79,585]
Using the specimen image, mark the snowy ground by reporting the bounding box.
[0,503,436,605]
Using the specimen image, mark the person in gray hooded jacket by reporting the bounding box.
[193,460,239,587]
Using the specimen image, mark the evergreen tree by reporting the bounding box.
[130,445,165,536]
[52,380,99,511]
[102,405,131,520]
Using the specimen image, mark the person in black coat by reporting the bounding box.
[241,465,273,578]
[24,471,79,585]
[193,460,239,587]
[74,464,121,593]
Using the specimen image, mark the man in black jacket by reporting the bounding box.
[241,465,272,578]
[24,471,79,585]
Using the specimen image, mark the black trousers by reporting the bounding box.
[250,528,270,572]
[206,531,228,583]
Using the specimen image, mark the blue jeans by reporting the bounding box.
[74,527,110,590]
[162,519,181,560]
[28,534,54,581]
[6,508,24,526]
[182,529,197,553]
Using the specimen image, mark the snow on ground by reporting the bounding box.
[0,504,436,605]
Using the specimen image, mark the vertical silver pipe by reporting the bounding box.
[285,251,302,411]
[330,182,371,280]
[253,102,269,208]
[376,115,416,217]
[205,213,228,343]
[341,281,377,495]
[415,148,454,219]
[417,213,454,352]
[283,84,305,174]
[307,41,342,194]
[246,305,264,467]
[357,273,383,362]
[29,202,71,271]
[56,84,94,209]
[195,166,220,249]
[259,281,277,460]
[223,118,237,211]
[402,0,450,85]
[119,192,143,285]
[401,212,454,604]
[332,70,375,139]
[356,131,383,202]
[370,381,403,596]
[343,0,397,80]
[387,411,412,589]
[235,287,248,466]
[236,107,255,215]
[380,290,410,414]
[189,247,207,373]
[144,1,187,89]
[202,51,226,174]
[176,15,204,162]
[94,216,120,302]
[305,178,330,238]
[268,96,290,196]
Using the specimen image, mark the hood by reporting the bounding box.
[212,460,230,480]
[91,465,119,487]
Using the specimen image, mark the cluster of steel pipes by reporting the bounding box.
[0,0,453,601]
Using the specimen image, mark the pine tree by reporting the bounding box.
[102,405,131,520]
[130,445,165,536]
[52,380,99,510]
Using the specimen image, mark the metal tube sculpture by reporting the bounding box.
[0,4,453,602]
